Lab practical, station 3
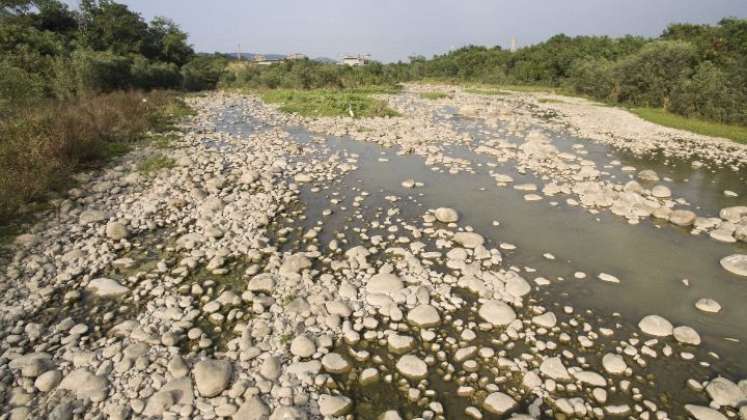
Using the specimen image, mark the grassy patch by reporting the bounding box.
[261,89,400,118]
[631,108,747,144]
[137,154,176,175]
[419,92,449,100]
[464,88,510,96]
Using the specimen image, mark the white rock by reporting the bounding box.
[290,336,316,358]
[601,354,627,375]
[322,353,351,374]
[478,300,516,327]
[540,357,570,381]
[396,355,428,380]
[482,392,517,415]
[706,376,744,407]
[638,315,673,337]
[434,207,459,223]
[318,395,353,417]
[673,325,701,346]
[720,254,747,276]
[194,359,232,397]
[684,405,727,420]
[87,278,129,297]
[407,305,441,328]
[695,298,722,313]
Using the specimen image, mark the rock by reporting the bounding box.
[280,253,311,276]
[706,376,744,407]
[684,405,727,420]
[638,315,673,337]
[379,411,403,420]
[720,206,747,222]
[673,325,701,346]
[290,336,316,358]
[322,353,351,374]
[695,298,722,313]
[669,209,696,226]
[233,396,269,420]
[105,222,129,240]
[597,273,620,284]
[453,232,485,248]
[396,355,428,380]
[248,274,275,293]
[637,170,660,182]
[294,173,312,183]
[318,395,353,417]
[387,334,415,354]
[367,273,404,295]
[651,185,671,198]
[483,392,517,415]
[720,254,747,276]
[260,357,281,381]
[572,370,606,387]
[407,305,441,328]
[540,357,571,381]
[531,312,557,328]
[143,390,175,417]
[401,179,415,188]
[602,354,627,375]
[59,368,108,401]
[194,359,232,397]
[79,210,106,224]
[434,207,459,223]
[34,370,62,392]
[87,278,129,297]
[478,300,516,327]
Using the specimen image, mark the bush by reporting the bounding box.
[0,59,47,116]
[610,41,697,108]
[51,50,133,98]
[567,58,615,99]
[670,61,747,124]
[130,57,182,90]
[181,55,228,91]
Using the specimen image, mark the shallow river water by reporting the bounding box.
[218,100,747,417]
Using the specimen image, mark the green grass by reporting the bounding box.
[631,108,747,144]
[260,89,400,118]
[137,154,176,175]
[419,92,449,100]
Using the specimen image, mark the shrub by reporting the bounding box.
[130,57,182,90]
[670,61,746,124]
[181,55,228,91]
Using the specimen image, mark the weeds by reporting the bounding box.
[0,91,189,225]
[631,108,747,144]
[260,89,399,118]
[419,92,449,100]
[137,154,176,175]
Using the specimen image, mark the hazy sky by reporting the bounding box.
[64,0,747,62]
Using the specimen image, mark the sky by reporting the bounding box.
[63,0,747,62]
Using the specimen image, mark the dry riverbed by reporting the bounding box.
[1,86,746,420]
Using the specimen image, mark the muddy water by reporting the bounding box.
[219,105,747,411]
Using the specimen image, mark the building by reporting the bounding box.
[253,54,284,65]
[340,54,370,66]
[286,53,307,60]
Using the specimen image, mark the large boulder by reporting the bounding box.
[478,300,516,327]
[194,359,232,397]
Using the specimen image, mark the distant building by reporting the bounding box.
[340,54,370,66]
[510,37,517,53]
[286,53,307,60]
[253,54,284,65]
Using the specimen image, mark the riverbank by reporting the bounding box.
[1,89,745,419]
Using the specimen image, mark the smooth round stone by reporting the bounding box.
[434,207,459,223]
[637,170,660,182]
[290,336,316,358]
[260,357,281,381]
[695,298,722,313]
[673,325,701,346]
[669,209,696,226]
[638,315,673,337]
[452,232,485,248]
[684,405,727,420]
[478,300,516,327]
[706,377,743,407]
[193,359,232,397]
[602,353,627,375]
[483,392,517,415]
[407,305,441,328]
[318,395,353,417]
[651,185,672,198]
[322,353,351,374]
[367,273,404,295]
[531,312,557,328]
[396,355,428,380]
[34,370,62,392]
[720,254,747,276]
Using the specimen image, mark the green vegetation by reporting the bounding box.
[137,154,177,174]
[260,89,399,118]
[419,92,449,100]
[631,108,747,144]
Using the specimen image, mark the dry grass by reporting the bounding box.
[0,91,190,224]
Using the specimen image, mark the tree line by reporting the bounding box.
[223,19,747,126]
